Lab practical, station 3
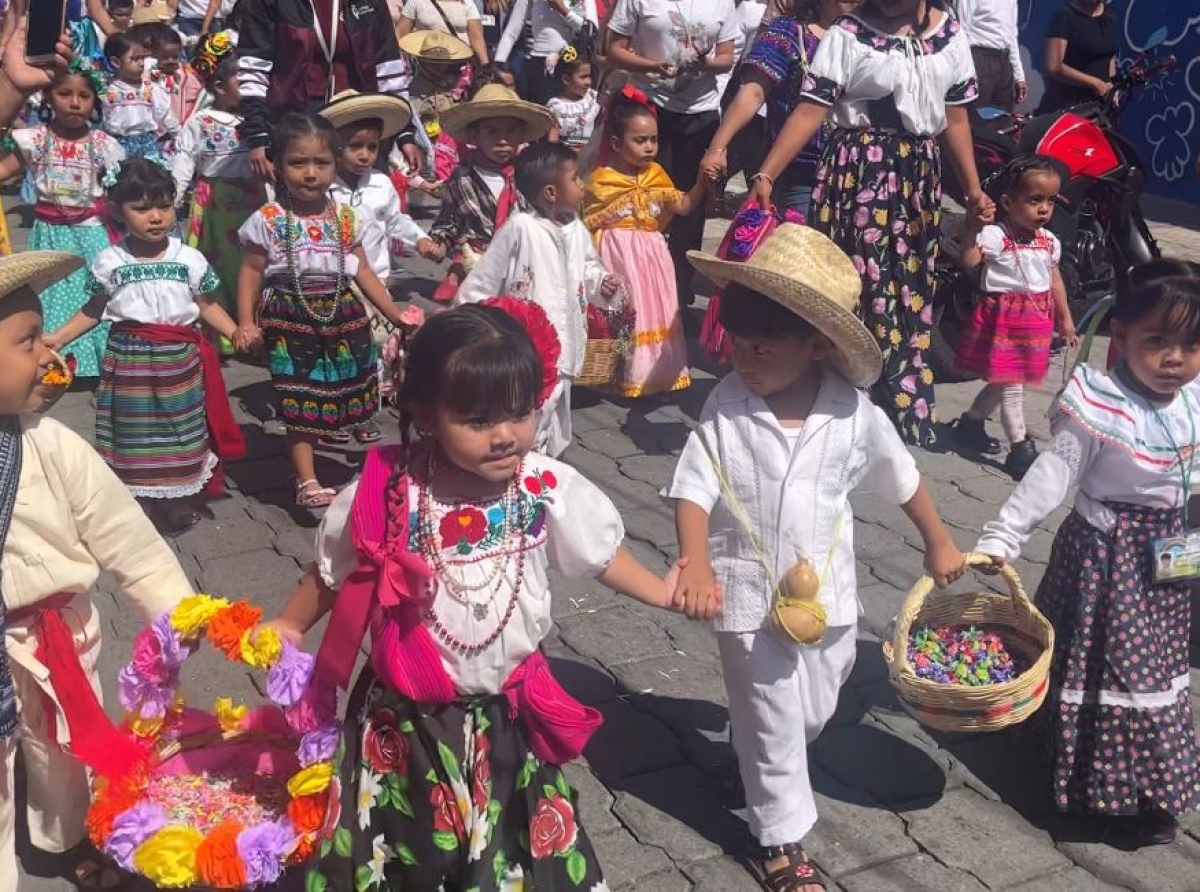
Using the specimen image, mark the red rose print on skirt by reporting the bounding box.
[529,793,577,859]
[363,708,410,775]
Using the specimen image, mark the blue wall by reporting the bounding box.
[1017,0,1200,206]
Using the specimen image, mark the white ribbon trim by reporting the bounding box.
[1058,673,1190,709]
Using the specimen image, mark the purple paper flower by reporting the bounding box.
[117,665,175,718]
[735,205,766,228]
[285,677,336,734]
[237,819,298,886]
[151,612,191,671]
[105,803,169,871]
[266,641,316,708]
[298,726,341,767]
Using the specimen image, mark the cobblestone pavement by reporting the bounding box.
[12,195,1200,891]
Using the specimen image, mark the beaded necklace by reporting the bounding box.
[284,197,347,325]
[415,450,528,655]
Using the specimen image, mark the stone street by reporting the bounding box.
[11,192,1200,891]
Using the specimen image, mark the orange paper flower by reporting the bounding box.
[86,780,143,847]
[195,819,247,889]
[289,833,316,865]
[286,793,327,835]
[206,601,263,660]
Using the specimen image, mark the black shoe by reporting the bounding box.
[1004,437,1039,481]
[953,416,1001,455]
[1096,813,1177,850]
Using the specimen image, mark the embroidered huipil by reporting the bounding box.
[100,79,181,139]
[974,224,1061,294]
[237,202,363,288]
[171,109,253,205]
[329,171,427,282]
[87,238,221,326]
[12,128,125,222]
[455,211,609,379]
[977,365,1200,562]
[668,370,921,631]
[316,453,624,694]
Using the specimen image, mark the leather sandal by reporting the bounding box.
[747,843,827,892]
[295,479,336,508]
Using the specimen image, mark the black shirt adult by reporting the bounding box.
[1038,1,1117,112]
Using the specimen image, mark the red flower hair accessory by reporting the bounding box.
[618,83,656,115]
[480,296,561,408]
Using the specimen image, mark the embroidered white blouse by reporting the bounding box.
[87,238,221,326]
[316,453,625,694]
[237,202,363,289]
[329,171,428,283]
[977,365,1200,562]
[171,109,253,205]
[801,11,978,137]
[455,211,610,380]
[975,224,1061,294]
[100,79,181,138]
[12,127,126,221]
[668,369,922,631]
[546,91,599,151]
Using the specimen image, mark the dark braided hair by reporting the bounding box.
[270,112,341,203]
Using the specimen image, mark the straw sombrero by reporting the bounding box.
[320,90,413,140]
[687,224,883,388]
[0,252,83,304]
[398,29,473,63]
[440,84,555,144]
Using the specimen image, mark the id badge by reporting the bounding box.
[1153,531,1200,582]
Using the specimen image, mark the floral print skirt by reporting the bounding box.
[811,129,942,447]
[307,671,609,892]
[1036,505,1200,816]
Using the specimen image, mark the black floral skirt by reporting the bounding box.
[1036,504,1200,816]
[306,670,609,892]
[811,129,942,447]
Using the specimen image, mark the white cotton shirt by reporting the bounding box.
[100,79,180,138]
[716,0,766,101]
[977,366,1200,562]
[329,171,428,282]
[315,452,625,694]
[956,0,1025,82]
[12,127,126,221]
[801,11,978,137]
[88,238,220,326]
[668,369,922,631]
[497,0,600,60]
[171,109,253,204]
[237,202,363,288]
[401,0,480,41]
[607,0,740,114]
[976,224,1061,294]
[546,91,599,149]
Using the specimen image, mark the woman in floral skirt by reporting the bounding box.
[748,0,992,447]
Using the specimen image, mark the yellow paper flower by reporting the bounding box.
[126,712,164,738]
[287,762,334,798]
[169,594,230,638]
[239,627,283,669]
[215,697,248,734]
[133,826,203,889]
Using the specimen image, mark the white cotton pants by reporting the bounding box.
[717,624,858,847]
[967,383,1027,445]
[535,377,573,458]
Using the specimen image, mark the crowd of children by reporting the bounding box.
[1,1,1199,891]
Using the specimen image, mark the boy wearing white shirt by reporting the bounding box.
[670,225,965,892]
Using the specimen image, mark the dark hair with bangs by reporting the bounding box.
[108,157,175,206]
[718,284,817,341]
[400,304,543,426]
[1114,274,1200,342]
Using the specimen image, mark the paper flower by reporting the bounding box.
[107,803,170,871]
[287,762,334,798]
[239,626,283,669]
[298,726,340,768]
[195,819,247,889]
[169,594,230,639]
[286,793,328,835]
[133,825,203,888]
[206,601,263,660]
[214,698,248,734]
[117,664,175,719]
[479,296,562,407]
[236,819,298,887]
[266,641,315,708]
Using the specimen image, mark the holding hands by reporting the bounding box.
[669,557,723,621]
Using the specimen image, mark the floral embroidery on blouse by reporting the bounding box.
[260,202,356,246]
[411,469,560,555]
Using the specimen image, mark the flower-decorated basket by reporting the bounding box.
[88,595,341,889]
[882,553,1054,733]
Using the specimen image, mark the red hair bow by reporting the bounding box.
[480,296,562,407]
[619,83,656,114]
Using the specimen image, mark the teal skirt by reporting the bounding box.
[29,219,111,378]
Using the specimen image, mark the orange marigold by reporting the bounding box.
[206,601,263,660]
[287,793,327,835]
[195,819,247,889]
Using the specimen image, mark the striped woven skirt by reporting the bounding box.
[955,289,1054,385]
[96,329,217,498]
[259,286,379,435]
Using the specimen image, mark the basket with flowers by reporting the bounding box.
[580,290,636,389]
[87,595,341,889]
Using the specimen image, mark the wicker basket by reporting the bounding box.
[882,552,1055,733]
[578,338,621,388]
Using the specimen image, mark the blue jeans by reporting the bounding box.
[176,15,207,36]
[775,170,813,220]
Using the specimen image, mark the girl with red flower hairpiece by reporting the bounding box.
[266,302,720,892]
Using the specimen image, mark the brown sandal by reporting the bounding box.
[747,843,828,892]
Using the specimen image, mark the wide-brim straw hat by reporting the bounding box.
[440,84,555,144]
[687,224,883,388]
[0,252,83,304]
[320,90,413,140]
[398,29,473,63]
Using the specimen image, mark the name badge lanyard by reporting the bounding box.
[1153,392,1197,526]
[309,0,342,103]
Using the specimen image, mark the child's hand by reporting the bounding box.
[416,238,444,262]
[925,537,966,588]
[976,553,1006,575]
[42,330,63,350]
[669,557,722,620]
[600,275,622,299]
[233,323,262,353]
[1060,322,1079,349]
[260,618,304,648]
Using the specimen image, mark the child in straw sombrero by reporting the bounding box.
[668,224,966,892]
[0,252,194,889]
[399,29,476,187]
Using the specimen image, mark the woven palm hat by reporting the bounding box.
[398,29,473,63]
[440,84,555,144]
[320,90,413,140]
[687,224,882,388]
[0,252,82,304]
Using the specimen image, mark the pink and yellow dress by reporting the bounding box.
[584,162,690,398]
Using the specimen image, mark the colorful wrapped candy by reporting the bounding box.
[907,625,1024,687]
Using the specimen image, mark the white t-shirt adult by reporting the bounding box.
[716,0,765,102]
[607,0,740,114]
[177,0,208,19]
[401,0,480,43]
